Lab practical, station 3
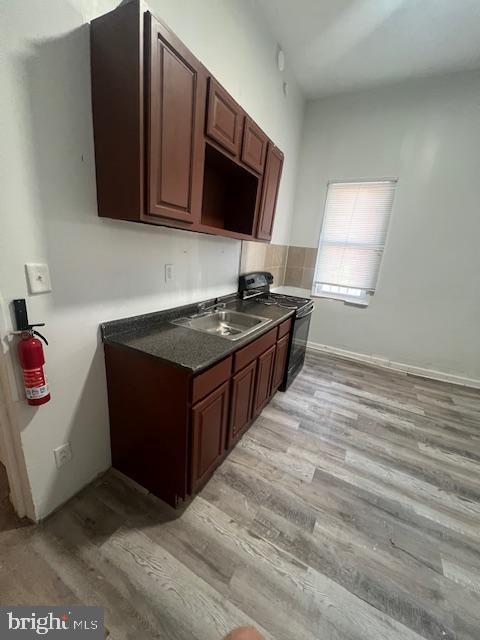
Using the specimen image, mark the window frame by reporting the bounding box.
[312,282,370,306]
[312,178,397,306]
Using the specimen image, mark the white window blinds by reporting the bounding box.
[313,180,396,300]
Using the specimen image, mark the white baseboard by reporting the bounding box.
[307,341,480,390]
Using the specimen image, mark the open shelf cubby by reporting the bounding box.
[201,142,259,235]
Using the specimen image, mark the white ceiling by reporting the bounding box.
[254,0,480,97]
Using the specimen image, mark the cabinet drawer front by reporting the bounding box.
[234,326,277,372]
[191,381,229,490]
[192,356,232,404]
[241,117,268,174]
[228,360,256,447]
[206,78,244,156]
[253,344,276,417]
[277,317,292,339]
[271,334,289,392]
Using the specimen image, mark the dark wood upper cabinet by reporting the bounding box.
[256,143,284,241]
[90,1,145,222]
[228,359,256,447]
[191,381,229,491]
[206,78,244,157]
[241,117,268,174]
[253,344,276,417]
[90,2,284,242]
[147,15,206,223]
[271,334,289,393]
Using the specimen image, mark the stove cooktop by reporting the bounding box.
[256,292,311,311]
[239,272,313,313]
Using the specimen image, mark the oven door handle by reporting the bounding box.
[296,303,315,319]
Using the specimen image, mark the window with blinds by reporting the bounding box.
[313,180,396,305]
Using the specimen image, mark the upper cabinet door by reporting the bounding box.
[206,78,244,157]
[147,14,205,223]
[256,144,284,241]
[241,117,268,174]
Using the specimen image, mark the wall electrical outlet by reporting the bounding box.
[165,263,174,282]
[54,443,72,469]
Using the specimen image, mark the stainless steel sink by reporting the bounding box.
[171,309,271,340]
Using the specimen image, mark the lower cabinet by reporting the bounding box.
[228,359,257,447]
[191,381,230,492]
[252,344,276,418]
[191,321,291,490]
[105,316,292,507]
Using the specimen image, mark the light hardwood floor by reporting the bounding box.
[1,351,480,639]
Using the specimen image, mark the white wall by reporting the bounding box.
[291,70,480,382]
[0,0,304,518]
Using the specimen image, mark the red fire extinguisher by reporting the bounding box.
[13,299,51,406]
[18,329,50,406]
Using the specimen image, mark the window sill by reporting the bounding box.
[311,293,369,308]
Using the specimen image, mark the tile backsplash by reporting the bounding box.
[240,242,317,290]
[285,246,317,289]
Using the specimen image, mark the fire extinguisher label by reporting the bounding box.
[23,367,50,399]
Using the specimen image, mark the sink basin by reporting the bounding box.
[171,309,271,340]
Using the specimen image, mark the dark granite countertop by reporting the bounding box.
[101,295,294,374]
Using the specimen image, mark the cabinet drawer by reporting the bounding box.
[192,356,232,404]
[233,327,277,372]
[277,317,292,339]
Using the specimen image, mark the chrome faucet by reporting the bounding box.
[195,300,226,316]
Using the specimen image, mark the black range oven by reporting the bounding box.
[282,298,315,390]
[238,271,315,390]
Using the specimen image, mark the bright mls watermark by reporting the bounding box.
[0,607,104,638]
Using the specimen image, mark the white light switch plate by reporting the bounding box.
[25,263,52,294]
